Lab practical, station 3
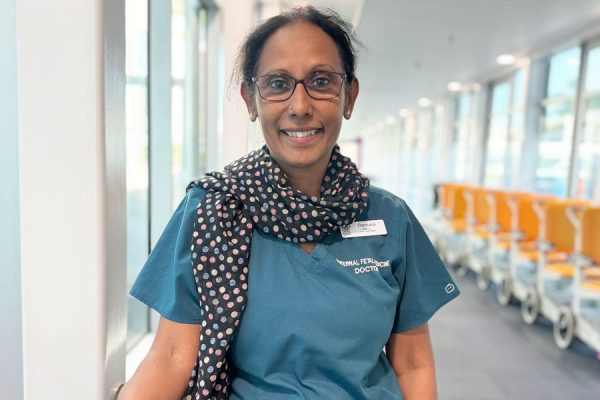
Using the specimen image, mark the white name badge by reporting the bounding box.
[340,219,387,238]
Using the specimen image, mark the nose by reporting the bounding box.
[287,81,313,118]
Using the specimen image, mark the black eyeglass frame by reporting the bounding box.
[251,71,348,101]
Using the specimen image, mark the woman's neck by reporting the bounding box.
[286,169,325,198]
[273,150,332,198]
[280,158,328,198]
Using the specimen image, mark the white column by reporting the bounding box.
[220,0,257,164]
[0,0,24,398]
[16,0,126,399]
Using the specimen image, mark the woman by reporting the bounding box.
[120,6,459,400]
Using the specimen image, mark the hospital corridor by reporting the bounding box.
[2,1,600,399]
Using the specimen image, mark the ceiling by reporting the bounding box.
[284,0,600,137]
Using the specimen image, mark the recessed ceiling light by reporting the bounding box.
[472,83,482,92]
[496,54,516,65]
[418,97,432,107]
[447,81,462,92]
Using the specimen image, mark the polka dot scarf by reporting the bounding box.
[182,144,369,399]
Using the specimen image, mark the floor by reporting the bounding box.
[431,270,600,400]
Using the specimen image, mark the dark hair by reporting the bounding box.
[233,5,360,95]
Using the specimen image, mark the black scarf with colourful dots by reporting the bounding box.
[182,144,369,399]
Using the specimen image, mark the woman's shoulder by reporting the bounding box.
[367,185,410,216]
[184,184,208,205]
[186,181,208,197]
[168,184,208,226]
[366,185,417,243]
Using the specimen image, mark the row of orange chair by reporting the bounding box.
[432,182,600,354]
[437,184,599,275]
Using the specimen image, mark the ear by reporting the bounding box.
[240,82,258,122]
[343,78,359,120]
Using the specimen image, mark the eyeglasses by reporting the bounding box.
[252,71,347,101]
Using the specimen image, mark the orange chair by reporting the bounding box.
[432,183,473,266]
[542,201,599,280]
[447,185,469,233]
[553,207,600,351]
[493,192,532,250]
[516,196,563,262]
[497,194,558,306]
[579,208,600,289]
[521,199,589,325]
[469,188,501,239]
[463,187,503,289]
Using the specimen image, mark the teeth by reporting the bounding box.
[285,129,318,138]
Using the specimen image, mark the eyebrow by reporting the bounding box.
[260,64,338,76]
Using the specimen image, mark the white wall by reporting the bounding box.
[16,0,126,398]
[0,0,24,398]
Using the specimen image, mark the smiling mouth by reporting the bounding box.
[280,128,323,138]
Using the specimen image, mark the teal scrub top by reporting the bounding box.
[131,185,460,399]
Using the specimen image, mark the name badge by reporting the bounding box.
[340,219,387,238]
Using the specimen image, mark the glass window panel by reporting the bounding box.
[171,84,185,208]
[453,125,466,181]
[507,112,524,188]
[170,1,209,207]
[491,81,510,115]
[535,100,575,196]
[506,70,525,189]
[535,48,581,197]
[415,110,434,213]
[197,7,209,176]
[575,46,600,201]
[171,0,186,81]
[453,94,475,182]
[171,0,186,209]
[125,0,150,350]
[575,97,600,201]
[431,104,446,182]
[126,0,148,77]
[401,116,417,200]
[485,80,510,187]
[485,71,526,189]
[458,93,471,121]
[585,46,600,93]
[485,115,509,187]
[512,69,525,109]
[547,47,581,98]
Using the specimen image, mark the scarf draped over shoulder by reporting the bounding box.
[182,144,369,399]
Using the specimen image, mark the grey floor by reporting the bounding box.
[430,270,600,400]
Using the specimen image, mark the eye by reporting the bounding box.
[266,76,291,91]
[308,73,335,91]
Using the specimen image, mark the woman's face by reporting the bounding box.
[242,21,359,175]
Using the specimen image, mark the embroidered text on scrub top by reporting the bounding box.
[336,257,391,274]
